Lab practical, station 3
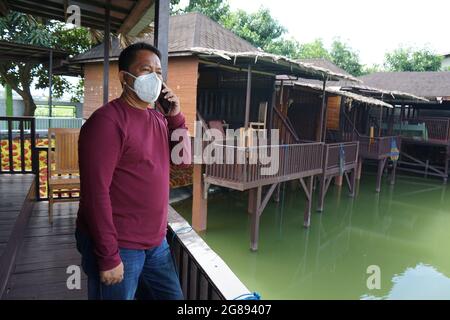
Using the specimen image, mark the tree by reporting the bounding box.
[264,37,302,58]
[0,12,91,115]
[384,47,442,72]
[180,2,286,52]
[221,8,285,50]
[361,64,383,75]
[330,39,363,76]
[183,0,230,22]
[298,39,331,60]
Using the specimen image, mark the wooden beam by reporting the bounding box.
[192,164,207,232]
[118,0,155,35]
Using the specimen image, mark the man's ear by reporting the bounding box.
[118,70,125,87]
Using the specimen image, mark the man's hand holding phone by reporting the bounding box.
[157,82,180,117]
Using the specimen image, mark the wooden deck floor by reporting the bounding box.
[0,175,35,258]
[1,174,86,299]
[5,201,86,300]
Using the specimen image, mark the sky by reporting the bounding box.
[226,0,449,66]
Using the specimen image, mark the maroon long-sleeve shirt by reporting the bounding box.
[76,98,190,271]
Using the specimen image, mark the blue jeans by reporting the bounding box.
[75,229,184,300]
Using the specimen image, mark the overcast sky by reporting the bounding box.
[227,0,448,66]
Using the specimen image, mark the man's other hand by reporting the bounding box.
[100,262,124,286]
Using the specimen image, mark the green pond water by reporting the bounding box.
[172,173,450,300]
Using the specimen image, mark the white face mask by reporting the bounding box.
[123,71,162,104]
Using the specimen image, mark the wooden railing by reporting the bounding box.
[418,117,450,142]
[323,141,359,172]
[167,207,253,300]
[0,116,81,201]
[204,141,324,190]
[358,135,401,160]
[0,116,37,176]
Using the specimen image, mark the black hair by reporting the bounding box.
[118,42,162,72]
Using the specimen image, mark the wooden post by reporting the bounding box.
[303,176,314,228]
[48,49,53,120]
[250,186,262,251]
[103,3,110,105]
[248,188,257,214]
[154,0,169,81]
[444,148,449,184]
[390,160,397,185]
[349,168,357,197]
[244,65,252,130]
[268,77,276,132]
[376,158,387,193]
[317,77,328,142]
[192,164,207,232]
[378,105,382,136]
[334,175,343,186]
[317,176,326,212]
[273,183,281,203]
[356,157,362,180]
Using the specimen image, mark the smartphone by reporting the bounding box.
[157,85,172,114]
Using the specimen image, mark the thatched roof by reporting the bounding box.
[288,81,393,108]
[190,47,360,82]
[298,58,353,79]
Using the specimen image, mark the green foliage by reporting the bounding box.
[330,39,363,76]
[298,39,331,60]
[183,0,230,22]
[0,11,92,115]
[384,47,442,71]
[221,8,285,50]
[264,38,302,58]
[361,64,383,75]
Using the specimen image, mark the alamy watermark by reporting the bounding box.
[171,121,282,176]
[66,265,81,290]
[366,265,381,290]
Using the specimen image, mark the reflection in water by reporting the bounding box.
[173,175,450,299]
[362,264,450,300]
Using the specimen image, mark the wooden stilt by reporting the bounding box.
[248,188,257,214]
[192,164,207,232]
[300,177,314,228]
[334,175,343,186]
[273,183,281,203]
[250,187,262,251]
[349,168,356,197]
[250,184,278,251]
[356,157,362,180]
[317,176,326,212]
[390,160,397,185]
[445,147,449,184]
[376,158,387,193]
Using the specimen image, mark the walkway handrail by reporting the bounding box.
[167,206,253,300]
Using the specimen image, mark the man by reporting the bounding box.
[75,42,190,300]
